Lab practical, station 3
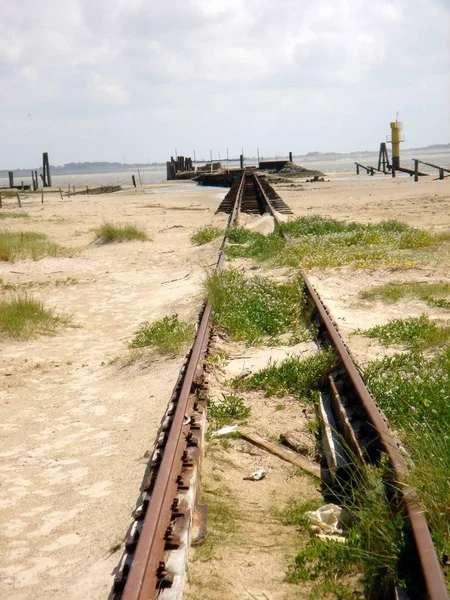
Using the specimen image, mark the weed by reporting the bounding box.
[226,217,449,269]
[0,278,16,290]
[0,212,29,219]
[208,394,250,433]
[205,268,310,345]
[93,221,149,243]
[0,230,73,262]
[191,225,223,245]
[359,314,450,351]
[359,281,450,309]
[233,350,336,402]
[205,348,230,368]
[286,466,406,598]
[128,314,193,354]
[364,348,450,581]
[0,294,70,339]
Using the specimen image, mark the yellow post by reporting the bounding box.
[390,121,402,169]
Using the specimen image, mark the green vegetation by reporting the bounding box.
[191,225,223,245]
[359,280,450,309]
[205,268,310,345]
[0,295,70,339]
[93,221,149,243]
[233,350,336,401]
[364,349,450,585]
[226,217,450,269]
[0,212,29,219]
[0,230,73,262]
[128,314,193,354]
[359,314,450,351]
[208,393,250,432]
[283,466,406,599]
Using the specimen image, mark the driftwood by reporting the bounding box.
[239,430,320,478]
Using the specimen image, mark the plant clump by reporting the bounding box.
[233,350,336,402]
[93,222,149,243]
[205,268,310,345]
[191,225,223,245]
[226,217,449,269]
[359,314,450,351]
[0,230,73,262]
[128,314,193,354]
[0,294,70,339]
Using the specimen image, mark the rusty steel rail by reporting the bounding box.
[114,171,247,600]
[302,276,448,600]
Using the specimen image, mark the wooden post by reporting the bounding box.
[41,189,44,203]
[370,167,374,176]
[86,186,89,195]
[35,171,38,190]
[21,181,24,190]
[8,171,14,188]
[42,152,52,187]
[356,163,359,175]
[132,175,136,187]
[289,151,293,162]
[392,166,396,178]
[414,160,419,183]
[16,192,21,208]
[73,185,75,195]
[59,188,63,200]
[239,154,244,169]
[439,168,444,180]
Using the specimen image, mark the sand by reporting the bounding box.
[0,185,227,600]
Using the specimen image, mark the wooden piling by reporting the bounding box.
[392,166,396,178]
[42,152,52,187]
[8,171,14,188]
[414,160,419,183]
[86,186,89,195]
[289,151,293,162]
[41,189,44,203]
[59,188,63,200]
[16,192,21,208]
[132,175,136,187]
[439,168,444,180]
[240,154,244,169]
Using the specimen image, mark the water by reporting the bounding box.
[1,149,449,188]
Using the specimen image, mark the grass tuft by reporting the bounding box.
[93,222,149,243]
[359,314,450,351]
[0,212,29,219]
[128,314,193,354]
[0,230,73,262]
[208,394,250,433]
[191,225,223,245]
[233,350,336,401]
[359,281,450,310]
[205,268,310,345]
[0,294,70,339]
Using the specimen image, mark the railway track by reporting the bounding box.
[110,171,448,600]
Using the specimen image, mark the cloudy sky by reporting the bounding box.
[1,0,449,167]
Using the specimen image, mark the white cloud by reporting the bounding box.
[0,0,448,165]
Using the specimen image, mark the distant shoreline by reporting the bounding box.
[1,144,449,178]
